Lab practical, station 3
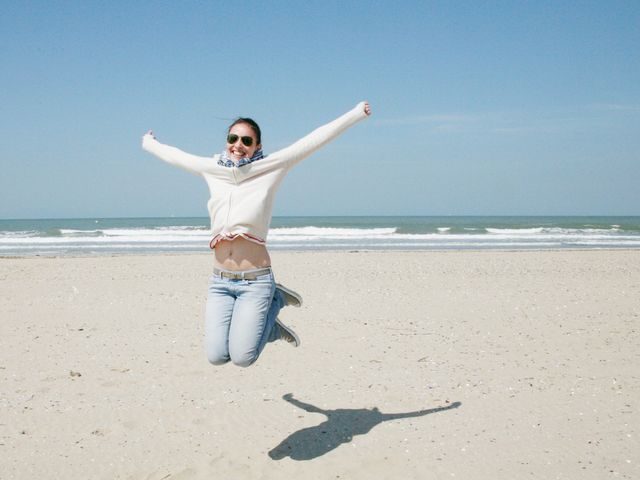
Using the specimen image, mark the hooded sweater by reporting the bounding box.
[142,102,368,247]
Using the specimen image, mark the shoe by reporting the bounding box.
[275,283,303,308]
[275,318,300,347]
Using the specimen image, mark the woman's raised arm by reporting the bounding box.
[270,101,371,169]
[142,130,216,176]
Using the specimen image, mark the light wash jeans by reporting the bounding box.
[204,268,284,367]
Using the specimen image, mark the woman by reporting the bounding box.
[142,101,371,367]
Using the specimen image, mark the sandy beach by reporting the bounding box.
[1,250,638,479]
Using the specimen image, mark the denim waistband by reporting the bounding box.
[212,267,272,281]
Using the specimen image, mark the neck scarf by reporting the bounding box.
[217,149,264,168]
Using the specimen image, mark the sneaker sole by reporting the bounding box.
[275,283,303,308]
[276,318,300,347]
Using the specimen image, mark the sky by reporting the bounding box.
[1,0,639,218]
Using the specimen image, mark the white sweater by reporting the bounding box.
[142,102,369,246]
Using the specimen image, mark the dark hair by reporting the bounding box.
[228,117,261,145]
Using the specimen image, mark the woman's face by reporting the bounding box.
[226,122,260,160]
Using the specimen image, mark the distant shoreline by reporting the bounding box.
[1,215,640,256]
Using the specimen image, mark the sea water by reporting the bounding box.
[1,216,639,256]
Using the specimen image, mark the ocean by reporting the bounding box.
[1,216,639,256]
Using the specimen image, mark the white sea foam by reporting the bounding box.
[0,230,39,238]
[0,226,209,245]
[269,227,396,237]
[486,227,545,234]
[59,229,102,234]
[1,221,639,255]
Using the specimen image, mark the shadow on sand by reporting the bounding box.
[269,393,461,461]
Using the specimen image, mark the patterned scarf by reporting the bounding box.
[217,149,264,168]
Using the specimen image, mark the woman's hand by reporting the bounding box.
[142,130,156,147]
[363,101,372,116]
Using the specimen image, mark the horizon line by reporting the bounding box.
[2,213,640,222]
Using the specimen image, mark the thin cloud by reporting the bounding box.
[587,103,640,112]
[374,107,628,135]
[374,114,480,127]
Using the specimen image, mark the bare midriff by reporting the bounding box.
[212,236,271,271]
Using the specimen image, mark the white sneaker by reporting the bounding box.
[276,283,303,308]
[275,318,300,347]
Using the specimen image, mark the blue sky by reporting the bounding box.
[1,0,639,218]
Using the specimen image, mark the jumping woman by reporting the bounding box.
[142,101,371,367]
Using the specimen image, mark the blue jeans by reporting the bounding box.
[204,268,284,367]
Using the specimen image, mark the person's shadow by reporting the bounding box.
[269,393,461,461]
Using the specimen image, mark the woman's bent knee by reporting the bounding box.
[231,352,258,368]
[206,350,230,366]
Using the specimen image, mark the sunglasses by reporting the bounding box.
[226,134,255,147]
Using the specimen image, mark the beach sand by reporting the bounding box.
[1,250,639,479]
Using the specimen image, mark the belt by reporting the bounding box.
[212,267,272,281]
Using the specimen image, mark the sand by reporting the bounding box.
[1,250,639,479]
